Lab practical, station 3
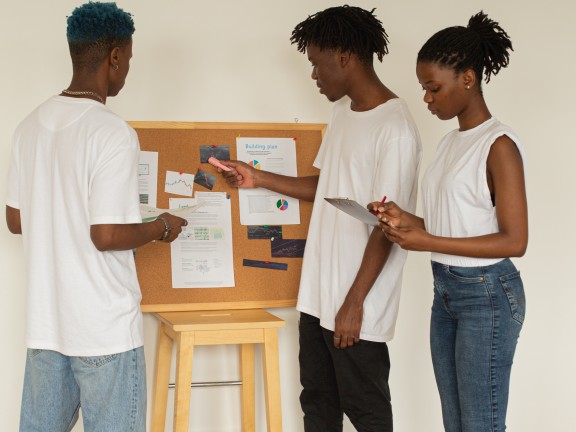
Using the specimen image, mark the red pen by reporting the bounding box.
[370,195,387,215]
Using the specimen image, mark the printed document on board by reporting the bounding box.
[138,151,158,207]
[169,192,235,288]
[236,137,300,225]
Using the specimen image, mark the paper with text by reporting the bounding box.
[169,192,235,288]
[236,137,300,225]
[139,204,203,223]
[138,151,158,207]
[165,170,195,196]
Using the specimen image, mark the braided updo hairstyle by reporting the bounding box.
[417,11,513,86]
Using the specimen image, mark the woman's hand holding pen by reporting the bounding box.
[380,222,432,251]
[369,201,431,251]
[368,200,405,228]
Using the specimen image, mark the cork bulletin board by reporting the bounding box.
[130,122,326,312]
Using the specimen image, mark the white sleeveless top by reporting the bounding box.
[421,117,525,267]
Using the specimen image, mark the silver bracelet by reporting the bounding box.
[156,216,171,241]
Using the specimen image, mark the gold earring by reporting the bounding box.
[112,64,119,71]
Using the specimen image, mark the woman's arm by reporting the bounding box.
[382,136,528,258]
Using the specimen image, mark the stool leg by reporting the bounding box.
[262,328,282,431]
[174,332,195,432]
[240,344,255,432]
[152,322,173,432]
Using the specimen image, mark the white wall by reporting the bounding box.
[1,1,574,430]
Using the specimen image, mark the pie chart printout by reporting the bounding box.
[276,199,289,211]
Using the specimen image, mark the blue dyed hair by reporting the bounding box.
[66,2,135,71]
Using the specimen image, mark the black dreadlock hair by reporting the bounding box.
[290,5,389,65]
[417,11,513,84]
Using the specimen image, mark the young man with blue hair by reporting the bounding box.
[5,3,187,430]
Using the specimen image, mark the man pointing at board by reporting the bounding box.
[218,6,421,432]
[5,3,186,430]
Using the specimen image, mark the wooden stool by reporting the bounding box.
[151,309,286,432]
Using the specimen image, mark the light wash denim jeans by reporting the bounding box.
[430,258,525,432]
[19,347,146,432]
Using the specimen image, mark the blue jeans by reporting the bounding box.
[299,313,392,432]
[20,347,146,432]
[430,258,525,432]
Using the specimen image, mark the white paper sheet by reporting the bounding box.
[236,137,300,225]
[139,203,203,223]
[324,197,379,226]
[169,193,235,288]
[165,170,195,197]
[138,151,158,207]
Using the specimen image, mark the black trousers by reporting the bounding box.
[298,312,393,432]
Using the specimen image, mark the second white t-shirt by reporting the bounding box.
[297,96,422,342]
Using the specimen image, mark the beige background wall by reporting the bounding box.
[1,1,574,430]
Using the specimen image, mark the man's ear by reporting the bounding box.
[109,46,120,69]
[338,50,352,68]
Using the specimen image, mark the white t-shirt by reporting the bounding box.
[297,96,422,342]
[421,117,525,267]
[6,96,143,356]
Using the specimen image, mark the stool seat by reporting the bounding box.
[151,309,285,432]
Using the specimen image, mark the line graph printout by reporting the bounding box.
[169,192,235,288]
[165,170,195,196]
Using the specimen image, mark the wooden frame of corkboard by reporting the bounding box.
[129,122,326,312]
